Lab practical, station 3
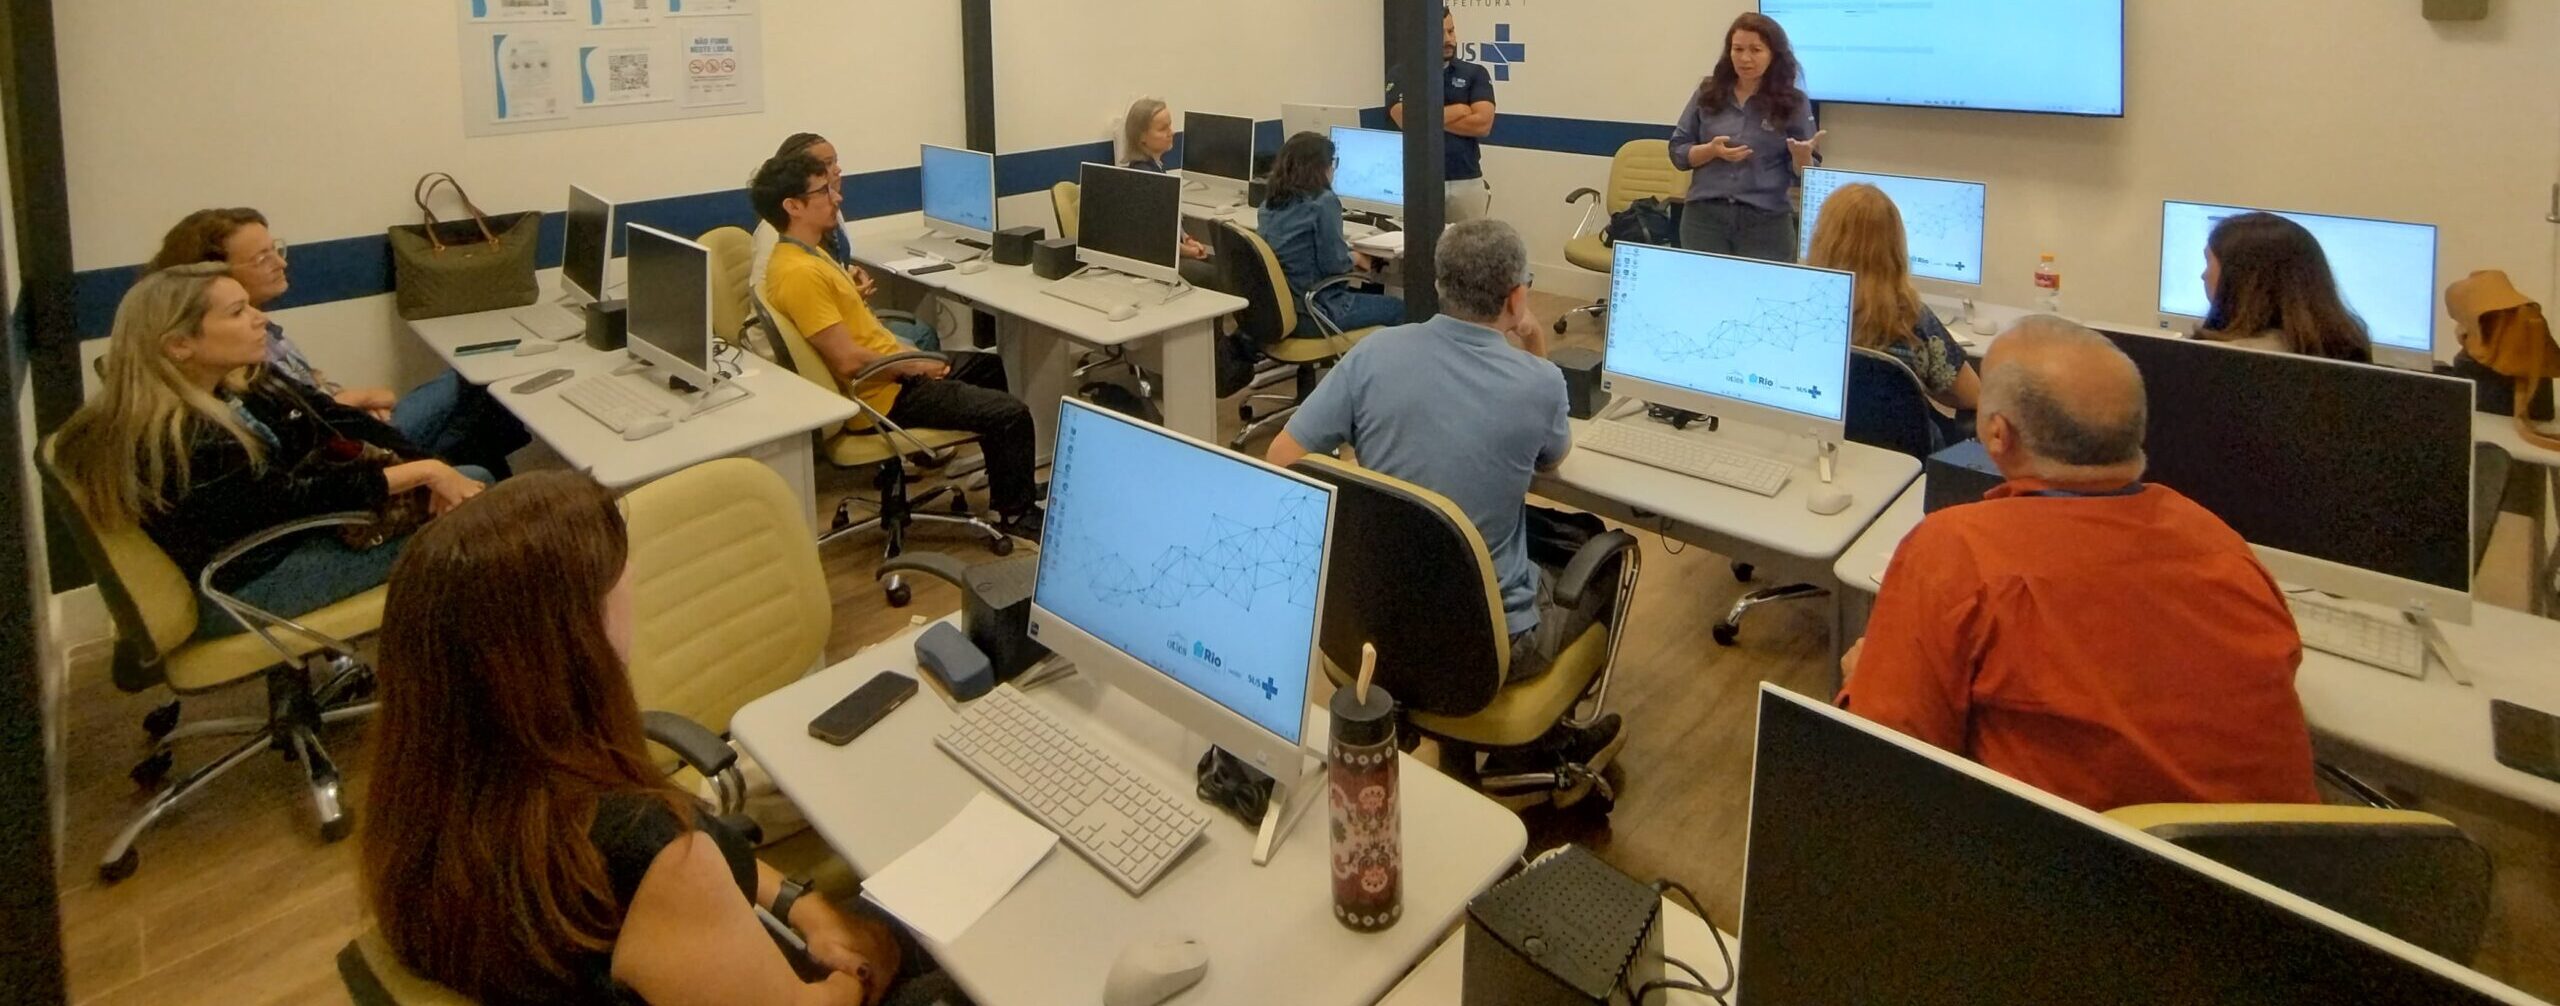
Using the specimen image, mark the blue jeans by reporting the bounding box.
[1307,287,1406,334]
[886,317,940,353]
[193,465,495,640]
[391,371,531,477]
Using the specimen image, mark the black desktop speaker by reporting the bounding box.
[1549,347,1609,420]
[991,225,1044,267]
[1247,177,1270,209]
[1462,846,1663,1006]
[2437,355,2555,421]
[582,299,628,352]
[1032,239,1080,280]
[1922,438,2004,513]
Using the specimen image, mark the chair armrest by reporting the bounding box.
[1565,187,1600,205]
[197,511,385,658]
[1301,274,1374,337]
[847,350,952,390]
[643,710,737,778]
[1552,529,1640,609]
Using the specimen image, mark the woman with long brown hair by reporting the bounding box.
[2194,212,2374,363]
[362,471,932,1005]
[1670,12,1826,262]
[1804,183,1981,422]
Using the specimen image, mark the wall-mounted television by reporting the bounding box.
[1760,0,2126,118]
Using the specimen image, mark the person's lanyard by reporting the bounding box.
[2019,483,2145,499]
[780,234,849,273]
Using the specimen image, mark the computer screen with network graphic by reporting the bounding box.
[1604,244,1853,427]
[2157,201,2439,354]
[1799,168,1987,286]
[1032,400,1330,745]
[1328,126,1404,214]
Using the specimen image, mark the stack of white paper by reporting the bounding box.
[861,793,1058,945]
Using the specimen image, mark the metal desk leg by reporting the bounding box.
[1158,319,1218,442]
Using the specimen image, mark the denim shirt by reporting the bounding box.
[1668,88,1818,214]
[263,322,336,394]
[1256,191,1356,319]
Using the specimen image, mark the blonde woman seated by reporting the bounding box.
[1802,182,1980,446]
[51,263,487,637]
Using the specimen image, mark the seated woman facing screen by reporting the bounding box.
[2193,211,2373,363]
[1256,131,1405,333]
[363,470,951,1006]
[1802,182,1980,444]
[50,264,488,639]
[150,208,530,476]
[1117,97,1213,266]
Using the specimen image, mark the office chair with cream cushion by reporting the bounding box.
[699,226,760,347]
[2106,803,2493,964]
[37,439,383,883]
[753,288,1009,605]
[1051,181,1081,244]
[1555,139,1686,334]
[1291,454,1640,814]
[1217,219,1380,450]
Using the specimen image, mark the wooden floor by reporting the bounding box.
[48,296,2560,1004]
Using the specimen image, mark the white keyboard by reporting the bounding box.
[1041,276,1141,317]
[560,374,674,437]
[935,686,1211,895]
[1578,420,1793,496]
[512,302,584,340]
[2288,594,2427,678]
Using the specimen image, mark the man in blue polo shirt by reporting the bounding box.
[1267,220,1621,767]
[1387,8,1497,222]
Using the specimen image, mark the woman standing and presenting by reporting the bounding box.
[1670,12,1825,262]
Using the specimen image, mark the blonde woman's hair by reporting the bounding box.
[1121,97,1169,165]
[52,263,267,525]
[1803,183,1927,352]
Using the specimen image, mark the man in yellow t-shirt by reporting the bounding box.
[753,151,1043,539]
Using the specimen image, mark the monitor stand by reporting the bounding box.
[906,229,988,264]
[1597,397,1828,466]
[612,353,756,421]
[1253,755,1325,866]
[2413,614,2472,686]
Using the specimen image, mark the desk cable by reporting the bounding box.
[1622,879,1736,1005]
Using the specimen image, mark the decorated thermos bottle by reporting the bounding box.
[1330,644,1401,932]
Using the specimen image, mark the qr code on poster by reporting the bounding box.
[609,53,651,92]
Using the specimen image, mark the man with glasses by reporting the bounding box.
[751,152,1045,540]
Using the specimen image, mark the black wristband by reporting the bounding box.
[770,876,810,926]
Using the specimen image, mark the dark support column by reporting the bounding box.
[961,0,996,346]
[1389,0,1445,320]
[3,0,83,593]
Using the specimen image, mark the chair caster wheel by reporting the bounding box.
[885,581,913,608]
[1239,404,1256,422]
[100,848,139,884]
[130,749,174,789]
[321,816,353,843]
[1712,623,1740,647]
[830,502,854,533]
[952,497,973,516]
[1730,561,1754,583]
[143,700,181,740]
[988,535,1015,557]
[1553,317,1570,335]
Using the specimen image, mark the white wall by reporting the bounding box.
[57,0,968,394]
[1459,0,2560,352]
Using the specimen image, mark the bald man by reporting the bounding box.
[1839,317,2318,811]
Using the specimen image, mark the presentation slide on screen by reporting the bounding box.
[1607,246,1853,423]
[921,146,995,233]
[1330,127,1406,209]
[1799,168,1988,285]
[1764,0,2124,116]
[1034,407,1327,743]
[2157,202,2438,353]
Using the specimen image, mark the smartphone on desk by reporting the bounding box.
[809,671,919,746]
[2492,700,2560,784]
[908,261,957,276]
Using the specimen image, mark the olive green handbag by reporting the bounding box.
[388,172,540,320]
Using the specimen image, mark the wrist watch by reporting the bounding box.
[770,875,811,928]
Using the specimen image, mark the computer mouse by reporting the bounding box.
[513,339,559,356]
[1101,936,1208,1006]
[957,259,989,275]
[1106,303,1140,322]
[621,416,674,441]
[1807,488,1855,516]
[1969,313,2000,337]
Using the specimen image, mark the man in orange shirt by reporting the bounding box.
[1839,316,2318,811]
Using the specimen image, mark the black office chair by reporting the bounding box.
[1718,348,1944,646]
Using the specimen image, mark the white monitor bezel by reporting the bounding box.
[1600,244,1854,443]
[621,223,720,391]
[561,184,615,305]
[920,143,998,244]
[1798,166,1988,288]
[1025,397,1336,776]
[1327,125,1405,218]
[1280,103,1365,143]
[1074,162,1184,285]
[2154,199,2440,369]
[1181,110,1257,201]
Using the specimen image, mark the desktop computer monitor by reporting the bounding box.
[1601,243,1854,442]
[561,184,614,304]
[1737,686,2540,1004]
[2097,328,2472,624]
[1182,111,1255,200]
[1281,103,1364,144]
[1076,162,1184,286]
[1027,398,1335,777]
[623,223,720,392]
[920,143,998,244]
[2157,200,2439,361]
[1797,167,1987,287]
[1328,125,1405,217]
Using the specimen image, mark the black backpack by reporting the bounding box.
[1603,197,1683,248]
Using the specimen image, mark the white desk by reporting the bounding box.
[406,268,620,384]
[1379,896,1736,1005]
[1834,479,2560,815]
[731,621,1528,1006]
